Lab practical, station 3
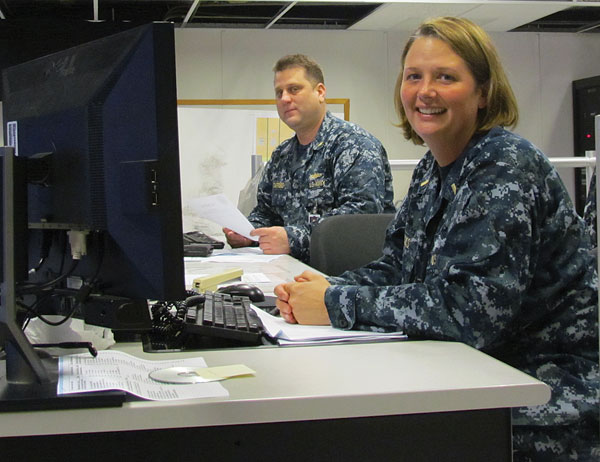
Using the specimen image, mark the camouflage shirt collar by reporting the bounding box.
[310,111,335,151]
[444,130,488,183]
[422,127,496,200]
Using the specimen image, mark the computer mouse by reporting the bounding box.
[217,283,265,303]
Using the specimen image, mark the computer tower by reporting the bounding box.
[572,76,600,215]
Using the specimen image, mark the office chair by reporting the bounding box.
[309,213,395,276]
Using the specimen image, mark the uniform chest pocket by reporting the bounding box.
[306,187,324,200]
[306,184,334,208]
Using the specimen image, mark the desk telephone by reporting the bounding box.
[144,290,271,352]
[183,231,225,257]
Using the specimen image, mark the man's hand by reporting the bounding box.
[274,271,331,325]
[223,228,254,248]
[250,226,290,255]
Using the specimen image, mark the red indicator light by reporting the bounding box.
[586,134,592,139]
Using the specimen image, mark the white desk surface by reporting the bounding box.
[0,340,550,438]
[0,252,550,438]
[184,251,314,295]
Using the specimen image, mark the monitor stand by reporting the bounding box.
[0,348,126,412]
[0,147,125,412]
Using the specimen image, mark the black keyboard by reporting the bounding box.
[143,292,267,352]
[183,231,225,249]
[185,291,264,342]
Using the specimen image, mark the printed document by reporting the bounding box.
[57,350,229,401]
[252,306,406,345]
[188,193,258,241]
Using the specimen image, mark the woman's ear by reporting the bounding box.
[478,81,490,109]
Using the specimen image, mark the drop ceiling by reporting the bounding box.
[0,0,598,33]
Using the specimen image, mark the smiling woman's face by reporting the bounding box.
[400,36,487,163]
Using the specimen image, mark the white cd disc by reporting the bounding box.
[149,367,205,384]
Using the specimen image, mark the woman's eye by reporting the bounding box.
[439,74,456,82]
[405,73,420,81]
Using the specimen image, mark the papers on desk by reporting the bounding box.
[185,249,282,264]
[242,272,271,284]
[188,193,258,241]
[202,248,282,263]
[251,305,407,346]
[184,246,285,265]
[204,253,281,263]
[57,350,230,401]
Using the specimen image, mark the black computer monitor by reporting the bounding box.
[0,23,185,410]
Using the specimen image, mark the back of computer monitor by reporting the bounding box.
[1,23,186,304]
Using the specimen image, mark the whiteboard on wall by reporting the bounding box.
[177,101,347,234]
[178,106,266,233]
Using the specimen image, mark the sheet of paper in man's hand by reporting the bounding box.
[188,193,258,241]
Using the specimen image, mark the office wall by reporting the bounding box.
[174,28,600,203]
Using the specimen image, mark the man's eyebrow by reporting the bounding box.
[275,82,302,90]
[404,66,459,73]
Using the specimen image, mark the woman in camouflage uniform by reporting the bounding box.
[275,17,599,461]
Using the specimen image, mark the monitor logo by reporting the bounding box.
[44,54,76,78]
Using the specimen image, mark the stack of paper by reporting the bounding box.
[251,305,406,346]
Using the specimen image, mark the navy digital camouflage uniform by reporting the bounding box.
[247,111,395,263]
[324,126,599,460]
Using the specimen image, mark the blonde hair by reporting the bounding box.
[394,17,519,145]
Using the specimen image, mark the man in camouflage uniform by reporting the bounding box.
[224,54,395,263]
[275,18,599,461]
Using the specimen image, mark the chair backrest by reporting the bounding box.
[309,213,395,276]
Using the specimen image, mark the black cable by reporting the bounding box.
[18,292,53,330]
[150,300,186,338]
[30,229,54,274]
[18,229,104,296]
[15,230,107,332]
[17,259,79,295]
[33,342,98,357]
[146,291,202,350]
[19,292,82,327]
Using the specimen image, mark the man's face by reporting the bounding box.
[274,66,326,136]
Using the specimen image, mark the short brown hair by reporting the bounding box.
[273,54,325,86]
[395,17,519,145]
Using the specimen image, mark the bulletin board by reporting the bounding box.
[176,98,349,234]
[177,98,350,120]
